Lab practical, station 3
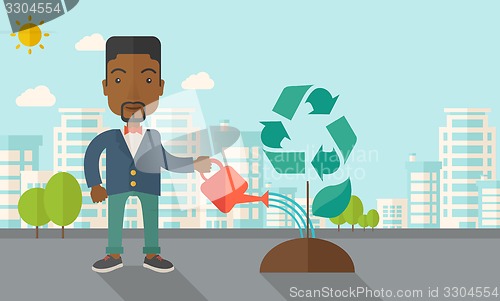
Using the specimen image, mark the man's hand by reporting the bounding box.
[91,185,108,203]
[194,156,212,173]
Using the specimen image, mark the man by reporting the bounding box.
[84,36,211,273]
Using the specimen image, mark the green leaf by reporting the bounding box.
[358,214,368,228]
[312,178,351,218]
[18,188,50,227]
[329,214,345,225]
[44,172,82,226]
[343,195,364,225]
[367,209,380,228]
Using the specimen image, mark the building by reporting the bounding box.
[266,186,297,228]
[405,153,442,228]
[226,131,266,228]
[0,136,42,228]
[295,197,328,229]
[439,108,496,228]
[54,108,108,228]
[20,170,55,228]
[149,108,202,228]
[476,178,500,228]
[376,198,408,228]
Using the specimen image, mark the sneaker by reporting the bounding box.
[143,255,174,273]
[92,255,124,273]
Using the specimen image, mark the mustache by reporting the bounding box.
[121,102,146,123]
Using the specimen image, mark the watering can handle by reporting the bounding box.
[199,158,225,181]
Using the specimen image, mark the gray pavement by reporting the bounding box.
[1,230,500,301]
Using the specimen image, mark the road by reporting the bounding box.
[1,229,499,301]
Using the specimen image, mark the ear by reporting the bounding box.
[102,79,108,96]
[159,79,165,96]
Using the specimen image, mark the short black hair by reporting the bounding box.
[105,36,162,83]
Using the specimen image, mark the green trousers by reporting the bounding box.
[106,191,160,255]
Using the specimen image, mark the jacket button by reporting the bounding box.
[130,169,136,176]
[130,181,136,187]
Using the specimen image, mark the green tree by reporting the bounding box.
[44,172,82,238]
[358,214,368,231]
[367,209,380,231]
[18,188,50,238]
[343,195,364,231]
[329,214,346,231]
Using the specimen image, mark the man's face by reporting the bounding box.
[102,54,165,122]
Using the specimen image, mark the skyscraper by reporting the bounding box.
[294,197,329,229]
[227,131,266,228]
[266,187,297,228]
[54,108,107,228]
[439,108,496,228]
[376,198,408,228]
[476,178,500,228]
[405,153,442,228]
[149,108,202,228]
[0,135,42,228]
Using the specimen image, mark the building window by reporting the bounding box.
[488,146,492,154]
[488,158,492,166]
[444,184,448,192]
[444,159,448,166]
[443,146,448,153]
[443,133,448,141]
[24,150,33,161]
[444,209,448,217]
[443,171,448,179]
[488,133,492,141]
[444,196,448,204]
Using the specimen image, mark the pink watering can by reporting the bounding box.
[199,159,269,213]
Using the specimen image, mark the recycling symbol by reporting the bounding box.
[260,85,357,218]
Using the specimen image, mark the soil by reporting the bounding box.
[260,238,355,273]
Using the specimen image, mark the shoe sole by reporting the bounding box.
[143,263,175,273]
[92,263,124,273]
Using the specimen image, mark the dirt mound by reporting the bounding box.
[260,238,355,273]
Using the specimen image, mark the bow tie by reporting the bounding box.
[124,126,142,135]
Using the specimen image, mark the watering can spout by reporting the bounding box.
[239,190,269,207]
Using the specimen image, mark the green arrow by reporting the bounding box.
[305,88,339,115]
[260,121,290,149]
[311,145,340,180]
[312,178,352,218]
[326,116,357,163]
[272,85,313,120]
[264,150,305,174]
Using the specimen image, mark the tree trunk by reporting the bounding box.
[352,224,354,232]
[36,226,38,239]
[363,227,366,232]
[338,225,340,232]
[62,226,64,239]
[372,227,374,232]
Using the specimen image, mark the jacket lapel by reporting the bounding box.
[134,129,152,160]
[115,129,134,160]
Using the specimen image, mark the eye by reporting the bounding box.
[115,78,121,84]
[146,78,152,84]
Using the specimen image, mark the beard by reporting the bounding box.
[121,102,146,123]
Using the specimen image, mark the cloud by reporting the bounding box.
[16,86,56,107]
[75,33,106,51]
[181,72,215,90]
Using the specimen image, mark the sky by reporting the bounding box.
[2,0,500,210]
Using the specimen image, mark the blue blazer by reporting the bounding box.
[84,129,194,196]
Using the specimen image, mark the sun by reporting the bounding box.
[10,16,50,55]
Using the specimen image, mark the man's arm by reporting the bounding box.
[84,131,109,203]
[151,130,211,173]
